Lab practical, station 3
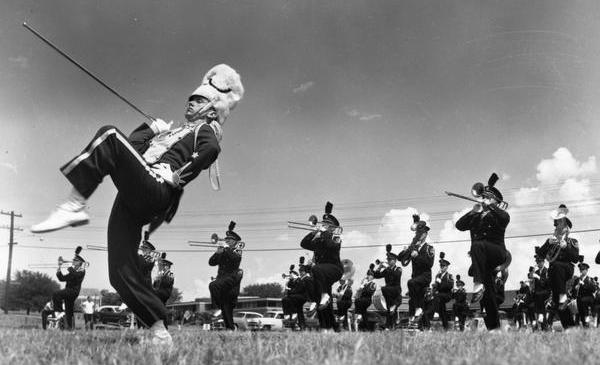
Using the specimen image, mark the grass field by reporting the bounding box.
[2,314,600,365]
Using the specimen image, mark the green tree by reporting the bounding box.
[242,283,283,298]
[11,270,60,312]
[166,287,183,305]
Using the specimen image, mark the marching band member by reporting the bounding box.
[31,64,243,345]
[153,253,174,305]
[452,275,468,331]
[513,281,531,329]
[373,245,402,328]
[354,264,377,331]
[399,214,434,326]
[300,202,343,331]
[282,261,311,330]
[455,173,510,331]
[334,259,355,330]
[52,246,86,330]
[531,255,550,330]
[41,300,54,330]
[535,204,580,330]
[433,252,454,330]
[209,221,244,331]
[574,262,596,328]
[421,286,436,330]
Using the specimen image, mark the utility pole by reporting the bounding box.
[1,210,23,314]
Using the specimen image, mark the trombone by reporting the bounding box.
[445,182,509,210]
[29,256,89,271]
[287,215,343,237]
[188,233,246,253]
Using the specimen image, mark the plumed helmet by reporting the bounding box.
[386,244,398,260]
[225,221,241,241]
[190,64,244,125]
[439,251,450,267]
[367,263,375,277]
[410,214,430,233]
[73,246,85,263]
[322,201,339,226]
[551,204,572,229]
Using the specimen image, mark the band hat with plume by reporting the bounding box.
[160,252,173,267]
[483,173,503,202]
[410,214,430,233]
[551,204,572,228]
[579,262,590,270]
[367,263,375,277]
[439,252,450,267]
[456,274,464,287]
[298,256,310,273]
[140,231,156,251]
[385,244,398,260]
[190,64,244,125]
[73,246,85,262]
[322,201,339,226]
[225,221,241,241]
[288,264,299,277]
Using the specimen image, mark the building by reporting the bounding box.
[167,296,283,315]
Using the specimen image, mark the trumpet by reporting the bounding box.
[445,182,508,210]
[30,256,89,271]
[287,215,343,240]
[189,233,245,253]
[282,273,298,279]
[374,259,388,271]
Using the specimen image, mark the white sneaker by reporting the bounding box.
[151,328,173,347]
[31,202,89,233]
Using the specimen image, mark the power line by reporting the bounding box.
[1,210,23,314]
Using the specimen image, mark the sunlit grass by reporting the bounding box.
[1,315,600,364]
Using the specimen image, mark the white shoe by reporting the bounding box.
[31,202,89,233]
[151,328,173,347]
[318,294,331,310]
[308,302,317,312]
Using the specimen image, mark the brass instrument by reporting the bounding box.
[445,181,509,210]
[544,229,568,263]
[287,215,343,242]
[30,256,89,271]
[188,233,245,254]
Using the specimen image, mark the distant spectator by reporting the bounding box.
[81,296,95,330]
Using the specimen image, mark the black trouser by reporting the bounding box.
[336,298,352,328]
[381,286,401,327]
[534,290,550,319]
[354,297,374,331]
[577,296,595,327]
[282,294,307,328]
[548,261,575,329]
[61,126,175,328]
[84,314,94,330]
[311,263,343,329]
[453,303,468,331]
[407,271,431,316]
[469,240,506,330]
[422,300,434,329]
[41,309,53,330]
[436,292,452,329]
[209,275,240,330]
[52,288,78,330]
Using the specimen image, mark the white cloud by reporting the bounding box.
[0,162,17,174]
[513,147,598,214]
[344,108,383,122]
[292,81,315,94]
[359,114,382,121]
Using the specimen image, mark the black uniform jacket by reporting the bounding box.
[129,122,220,222]
[153,272,174,300]
[373,265,402,287]
[288,277,310,299]
[537,237,579,264]
[411,243,434,277]
[300,232,342,268]
[358,281,376,299]
[452,288,467,304]
[533,267,550,293]
[209,248,242,279]
[575,276,597,298]
[138,255,155,287]
[56,268,85,293]
[434,272,454,294]
[455,206,510,247]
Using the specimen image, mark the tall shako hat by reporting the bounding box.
[73,246,85,263]
[386,244,398,260]
[298,256,310,273]
[140,231,156,251]
[367,263,375,277]
[456,274,465,287]
[160,252,173,267]
[439,252,450,267]
[410,214,430,233]
[288,264,299,277]
[190,64,244,125]
[484,172,503,202]
[534,253,544,263]
[322,201,339,226]
[578,255,588,270]
[225,221,241,241]
[552,204,572,229]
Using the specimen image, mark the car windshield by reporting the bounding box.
[264,313,276,318]
[246,314,261,319]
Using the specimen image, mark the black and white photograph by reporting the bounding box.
[2,1,600,364]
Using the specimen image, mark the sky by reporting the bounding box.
[1,0,600,301]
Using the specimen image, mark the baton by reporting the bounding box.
[23,22,155,122]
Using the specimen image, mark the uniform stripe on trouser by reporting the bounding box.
[61,128,162,182]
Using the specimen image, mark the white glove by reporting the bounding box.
[149,118,173,134]
[410,250,418,258]
[151,163,177,187]
[436,278,441,283]
[532,273,540,280]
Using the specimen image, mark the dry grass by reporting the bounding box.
[1,314,600,365]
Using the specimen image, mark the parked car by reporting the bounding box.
[211,311,259,330]
[259,310,284,331]
[95,305,131,327]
